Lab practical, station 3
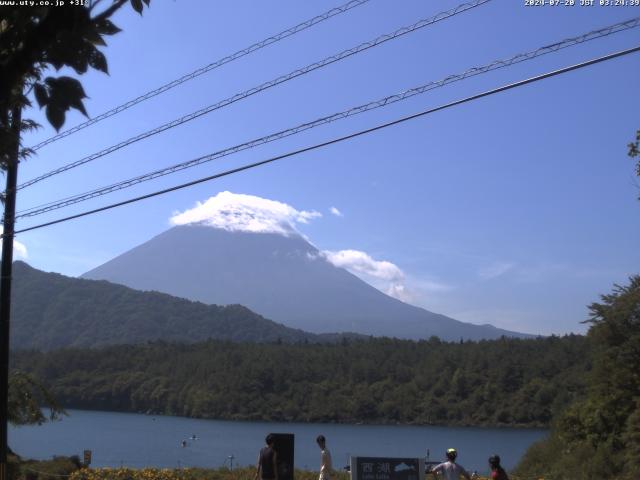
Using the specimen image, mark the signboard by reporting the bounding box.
[271,433,294,480]
[83,450,92,466]
[350,457,424,480]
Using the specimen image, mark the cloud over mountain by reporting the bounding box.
[170,191,321,236]
[322,249,403,281]
[321,249,409,301]
[170,192,414,302]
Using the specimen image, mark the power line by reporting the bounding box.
[17,0,492,191]
[15,17,640,219]
[12,44,640,236]
[27,0,372,152]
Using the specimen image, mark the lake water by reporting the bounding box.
[9,409,547,475]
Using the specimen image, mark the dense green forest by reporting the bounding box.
[13,335,588,427]
[10,261,349,349]
[515,276,640,480]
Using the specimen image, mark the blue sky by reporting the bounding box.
[13,0,640,335]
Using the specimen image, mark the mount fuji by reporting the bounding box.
[83,224,531,341]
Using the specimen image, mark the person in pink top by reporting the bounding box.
[488,455,509,480]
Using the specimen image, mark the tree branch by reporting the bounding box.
[92,0,127,22]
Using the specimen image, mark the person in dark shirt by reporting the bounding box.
[255,434,278,480]
[488,455,509,480]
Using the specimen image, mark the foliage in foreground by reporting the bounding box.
[8,454,82,480]
[13,334,588,427]
[629,128,640,199]
[56,466,506,480]
[9,458,535,480]
[0,1,152,156]
[515,276,640,480]
[9,461,497,480]
[8,371,65,426]
[68,467,351,480]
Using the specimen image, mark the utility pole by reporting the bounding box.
[0,105,22,480]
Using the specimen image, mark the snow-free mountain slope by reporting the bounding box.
[83,225,532,341]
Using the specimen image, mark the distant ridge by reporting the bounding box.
[83,225,534,341]
[10,261,334,350]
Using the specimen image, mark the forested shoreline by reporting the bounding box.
[12,335,588,428]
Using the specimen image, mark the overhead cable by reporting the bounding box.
[17,0,492,191]
[15,16,640,219]
[28,0,372,152]
[12,44,640,236]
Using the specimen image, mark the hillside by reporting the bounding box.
[83,225,533,341]
[514,276,640,479]
[10,261,324,350]
[12,335,589,427]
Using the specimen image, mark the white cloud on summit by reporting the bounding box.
[170,191,321,236]
[170,192,427,305]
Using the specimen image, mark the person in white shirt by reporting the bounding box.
[316,435,333,480]
[431,448,471,480]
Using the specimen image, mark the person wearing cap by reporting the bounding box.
[430,448,471,480]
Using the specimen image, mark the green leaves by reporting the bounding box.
[35,76,89,131]
[130,0,152,15]
[33,83,48,108]
[629,129,640,185]
[94,18,122,36]
[45,26,110,77]
[8,370,65,426]
[46,76,87,102]
[45,103,66,132]
[1,0,151,133]
[88,48,108,74]
[130,0,151,14]
[83,26,108,46]
[629,129,640,158]
[131,0,144,15]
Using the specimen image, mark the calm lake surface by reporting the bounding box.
[9,409,547,474]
